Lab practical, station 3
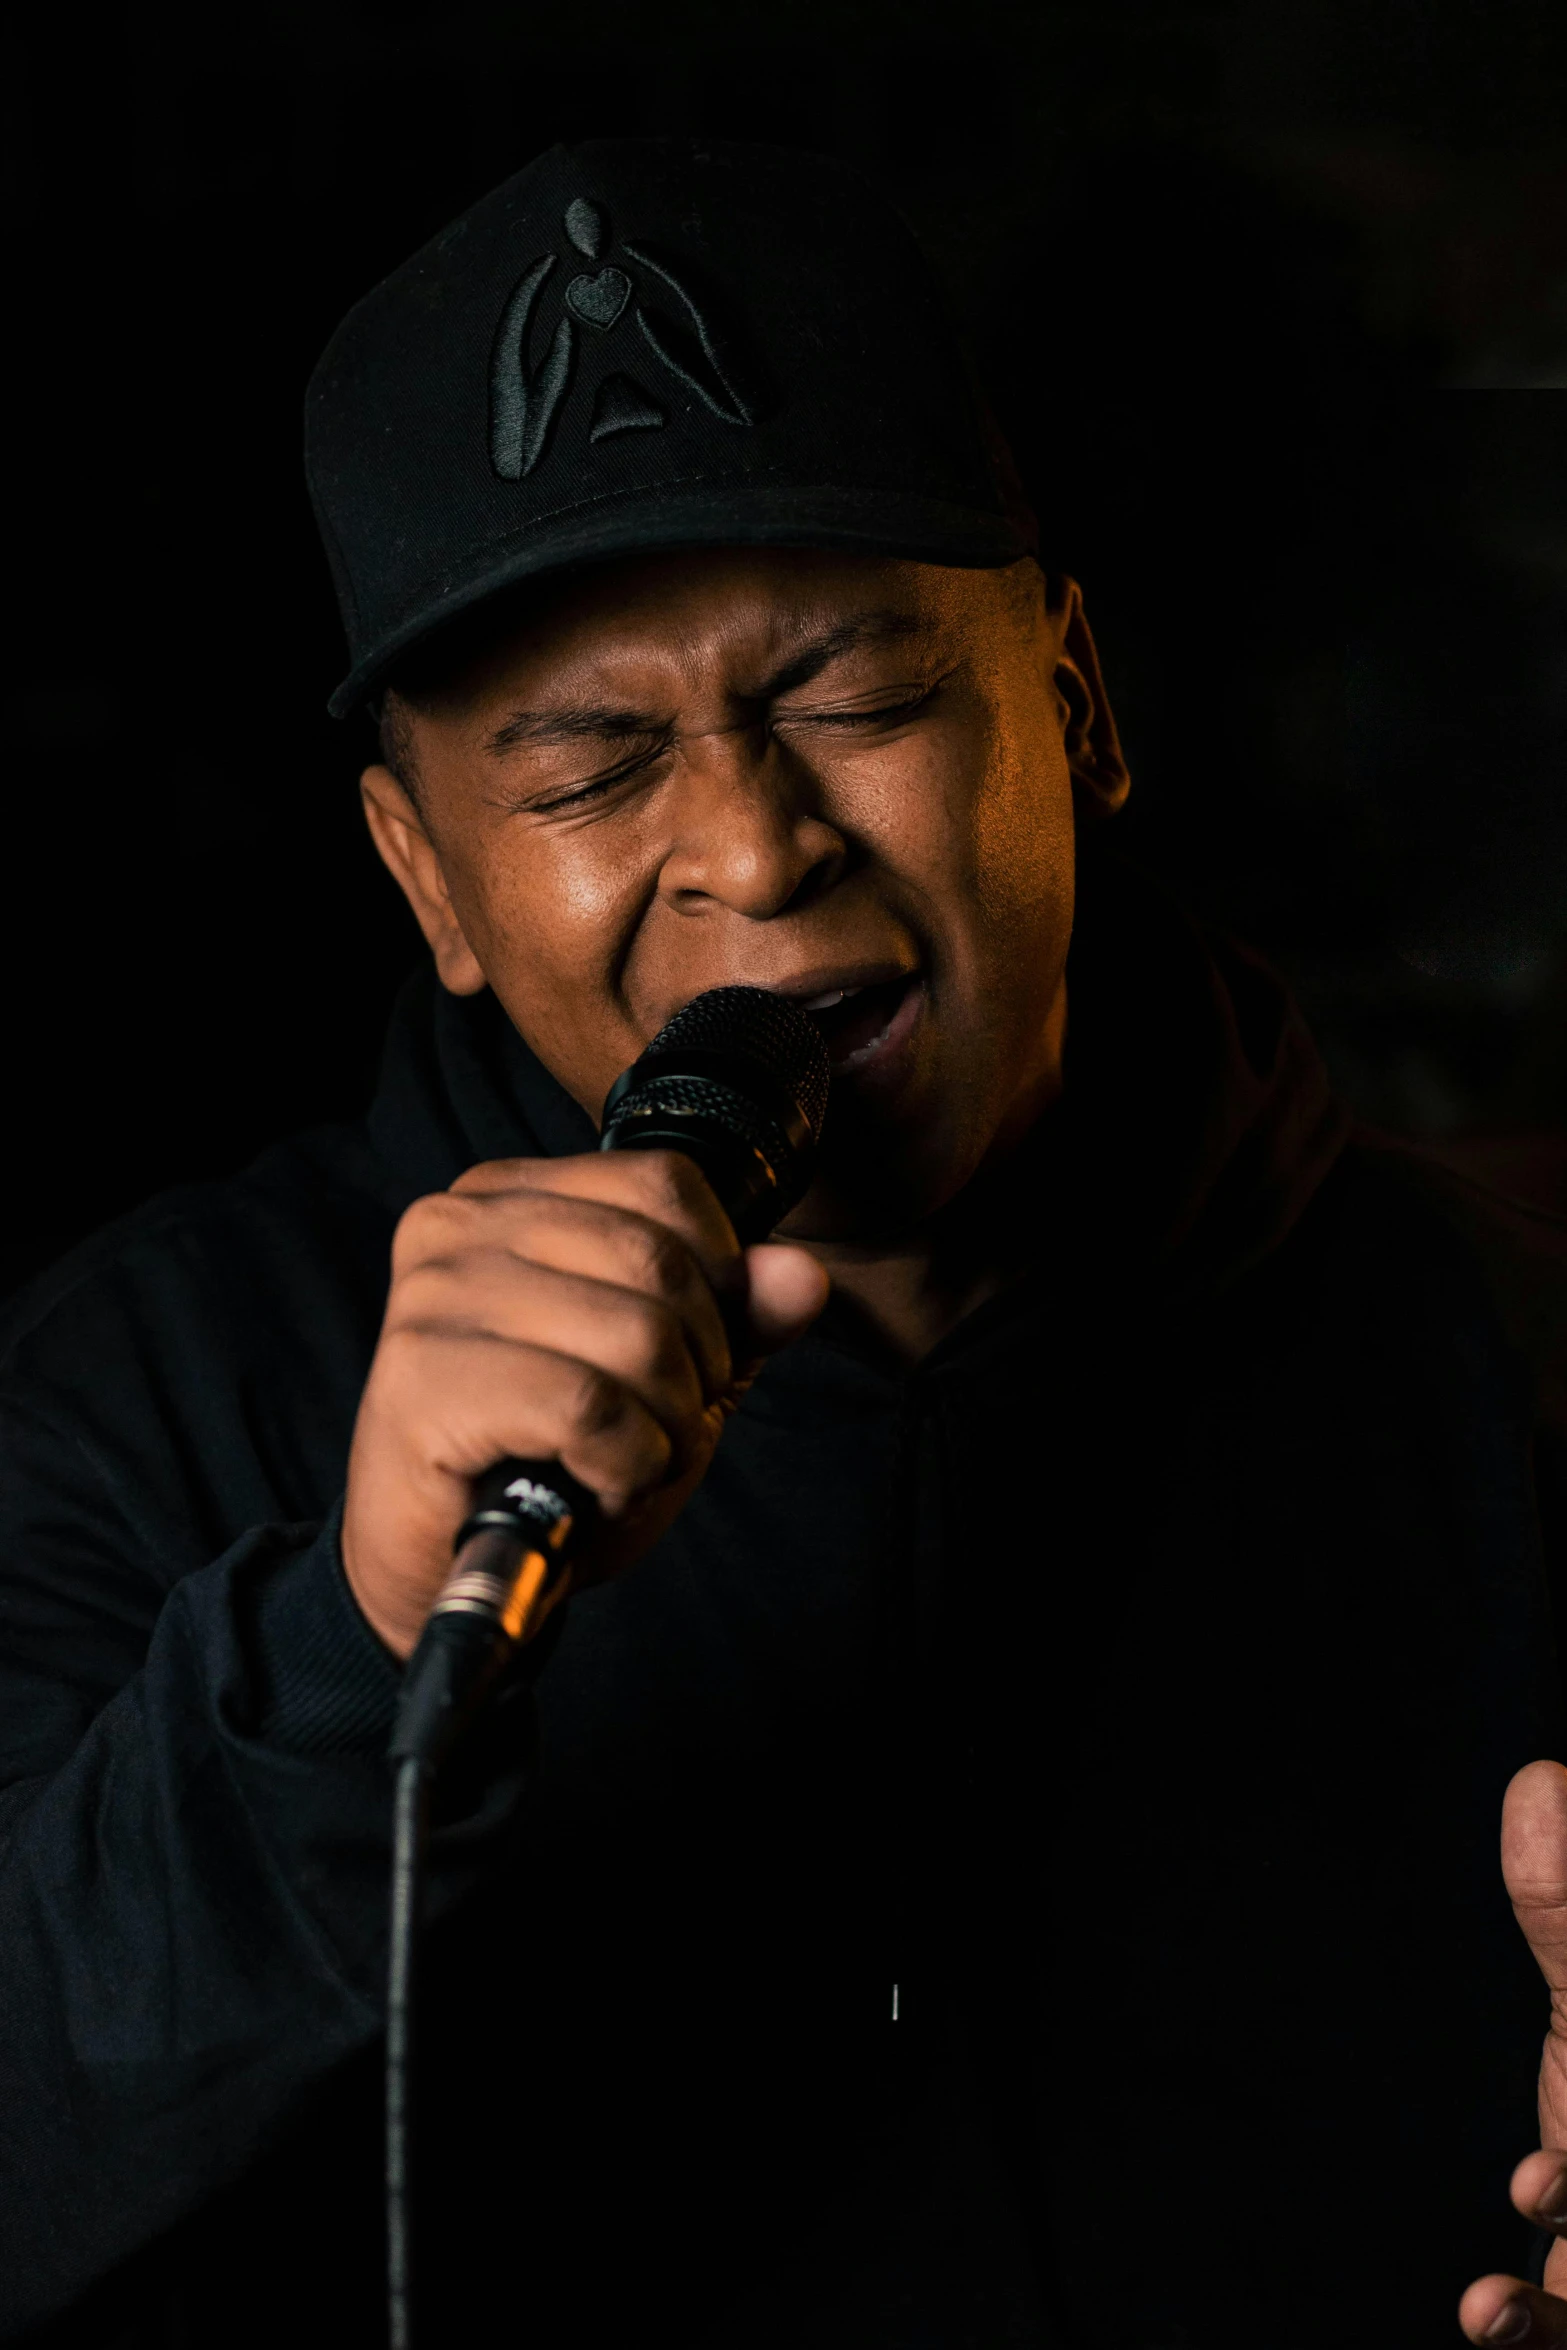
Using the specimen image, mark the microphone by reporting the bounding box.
[389,986,831,1769]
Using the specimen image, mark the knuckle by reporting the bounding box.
[368,1319,442,1408]
[392,1189,470,1269]
[628,1293,688,1383]
[377,1315,430,1363]
[564,1359,629,1443]
[388,1258,465,1326]
[390,1196,437,1269]
[631,1149,709,1223]
[629,1215,693,1297]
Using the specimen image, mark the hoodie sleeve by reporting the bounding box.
[0,1386,530,2338]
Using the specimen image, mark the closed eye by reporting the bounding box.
[498,735,674,816]
[494,671,949,817]
[771,675,949,732]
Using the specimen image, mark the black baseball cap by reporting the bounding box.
[306,138,1037,719]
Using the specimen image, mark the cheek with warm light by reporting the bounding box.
[771,600,1077,1238]
[422,779,659,1109]
[973,653,1078,950]
[902,609,1077,1126]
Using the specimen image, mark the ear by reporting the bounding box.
[1043,575,1131,821]
[360,764,489,996]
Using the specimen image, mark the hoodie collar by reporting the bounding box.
[1056,846,1350,1299]
[366,966,595,1213]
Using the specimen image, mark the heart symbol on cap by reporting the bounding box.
[566,268,631,330]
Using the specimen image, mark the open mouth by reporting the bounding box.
[798,973,920,1071]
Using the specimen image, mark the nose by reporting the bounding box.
[658,724,848,921]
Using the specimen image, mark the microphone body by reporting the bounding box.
[389,988,830,1768]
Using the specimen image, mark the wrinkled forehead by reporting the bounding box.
[402,547,1012,719]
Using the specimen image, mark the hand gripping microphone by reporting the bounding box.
[388,986,830,1771]
[383,989,829,2349]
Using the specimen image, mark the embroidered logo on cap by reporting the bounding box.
[489,198,760,481]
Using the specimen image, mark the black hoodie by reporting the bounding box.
[0,858,1561,2348]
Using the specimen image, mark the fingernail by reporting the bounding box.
[1487,2302,1532,2343]
[1538,2171,1567,2225]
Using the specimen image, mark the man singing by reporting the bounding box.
[3,138,1565,2347]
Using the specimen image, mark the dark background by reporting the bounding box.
[7,0,1567,1296]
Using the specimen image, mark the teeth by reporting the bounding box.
[800,986,861,1012]
[836,1015,898,1068]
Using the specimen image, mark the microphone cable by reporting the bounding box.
[381,987,830,2346]
[386,1753,425,2350]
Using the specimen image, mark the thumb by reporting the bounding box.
[739,1242,830,1357]
[1503,1761,1567,2170]
[1504,1761,1567,1998]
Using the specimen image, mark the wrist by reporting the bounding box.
[339,1522,426,1662]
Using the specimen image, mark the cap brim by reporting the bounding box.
[328,480,1029,719]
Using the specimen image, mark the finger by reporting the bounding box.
[451,1152,743,1292]
[363,1328,677,1511]
[344,1333,695,1652]
[390,1255,710,1460]
[398,1188,734,1401]
[1459,2275,1567,2343]
[738,1243,831,1359]
[1504,1763,1567,1996]
[1514,2150,1567,2235]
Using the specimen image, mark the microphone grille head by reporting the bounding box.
[599,987,831,1239]
[642,986,830,1142]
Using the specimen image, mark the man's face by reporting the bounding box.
[362,548,1125,1239]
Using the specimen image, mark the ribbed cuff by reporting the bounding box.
[250,1501,403,1756]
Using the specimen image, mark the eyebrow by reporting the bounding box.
[480,609,933,759]
[483,703,663,756]
[755,609,931,700]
